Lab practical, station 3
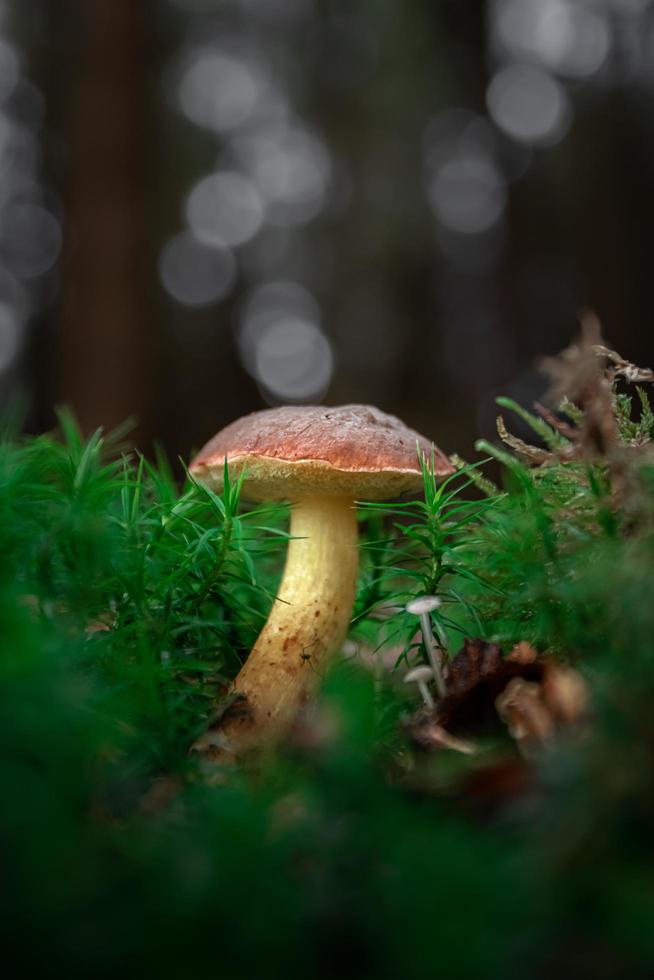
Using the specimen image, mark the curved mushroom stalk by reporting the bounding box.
[194,495,358,761]
[189,403,454,766]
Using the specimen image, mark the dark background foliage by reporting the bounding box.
[1,0,652,463]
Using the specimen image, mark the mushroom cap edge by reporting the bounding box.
[190,404,454,501]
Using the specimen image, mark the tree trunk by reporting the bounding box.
[58,0,151,443]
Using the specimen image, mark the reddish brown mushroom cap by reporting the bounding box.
[190,404,453,501]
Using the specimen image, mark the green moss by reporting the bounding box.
[4,352,654,975]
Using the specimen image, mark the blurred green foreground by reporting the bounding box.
[4,338,654,978]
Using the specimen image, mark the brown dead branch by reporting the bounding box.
[496,416,554,464]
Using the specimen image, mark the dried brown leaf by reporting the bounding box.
[496,677,555,746]
[593,344,654,384]
[496,416,554,464]
[437,638,543,726]
[404,715,478,755]
[542,312,620,460]
[533,401,578,441]
[542,310,605,406]
[506,641,539,665]
[541,662,589,724]
[443,638,505,699]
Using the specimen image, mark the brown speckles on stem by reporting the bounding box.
[191,497,360,757]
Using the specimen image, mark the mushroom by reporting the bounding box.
[404,665,437,710]
[405,595,446,698]
[189,404,453,760]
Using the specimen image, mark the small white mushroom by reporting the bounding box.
[405,596,442,616]
[404,665,437,710]
[406,595,446,698]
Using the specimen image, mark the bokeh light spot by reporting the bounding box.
[0,202,62,279]
[236,280,332,401]
[158,231,236,307]
[0,300,21,372]
[0,38,19,106]
[178,50,265,134]
[428,156,506,235]
[486,64,571,146]
[493,0,610,79]
[237,0,314,24]
[254,316,333,402]
[232,123,330,226]
[185,171,264,247]
[237,280,320,370]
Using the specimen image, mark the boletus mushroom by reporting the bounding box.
[190,404,453,761]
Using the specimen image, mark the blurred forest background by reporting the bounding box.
[3,0,654,463]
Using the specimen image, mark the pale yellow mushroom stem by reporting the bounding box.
[194,495,359,761]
